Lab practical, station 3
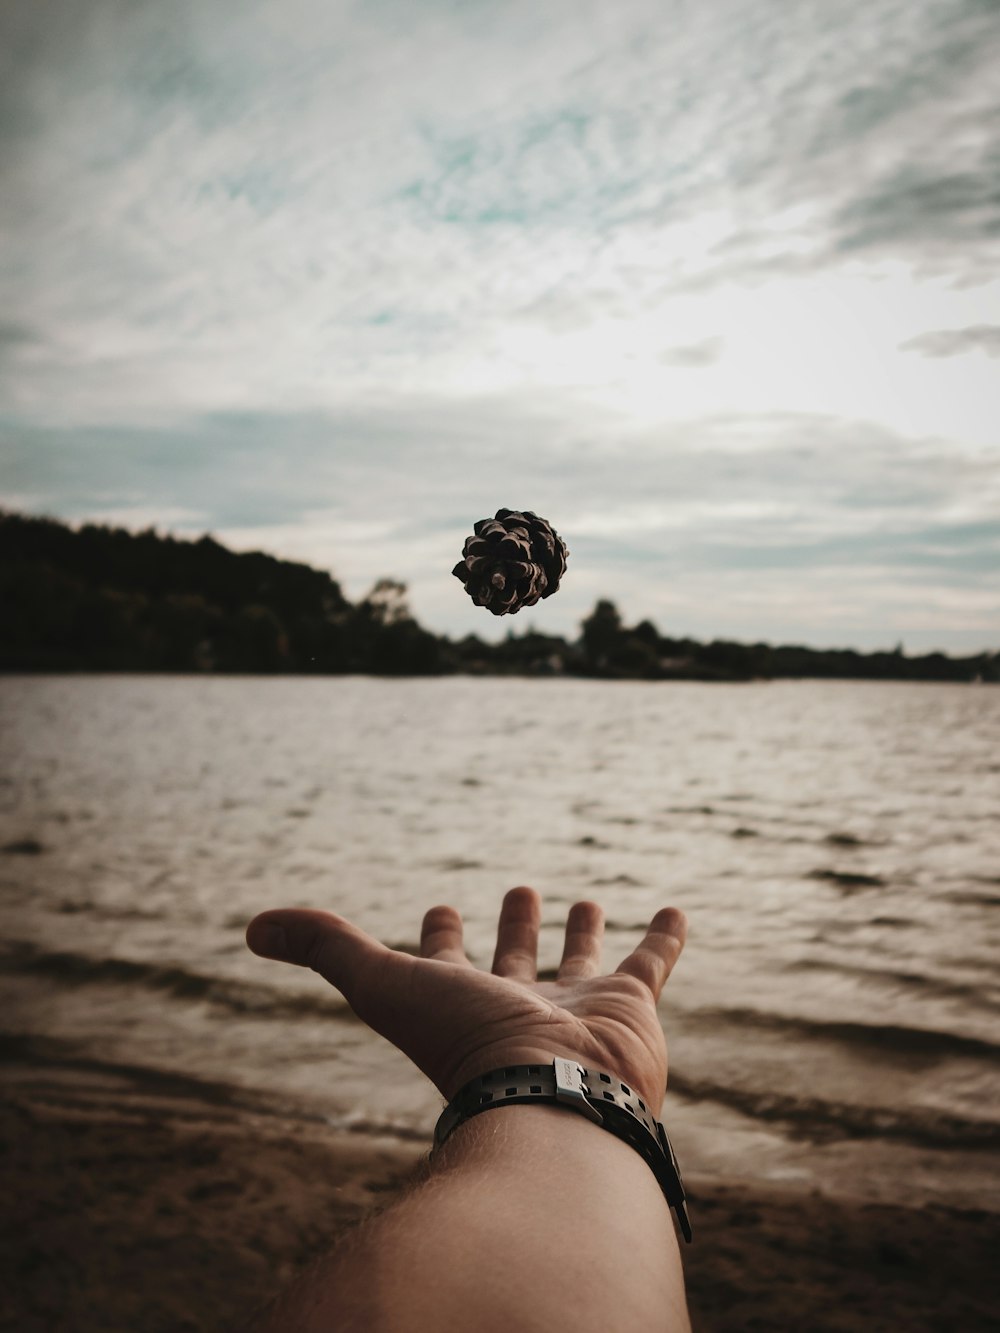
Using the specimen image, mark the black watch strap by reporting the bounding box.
[433,1057,692,1243]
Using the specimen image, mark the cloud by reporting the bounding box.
[659,338,724,367]
[899,325,1000,359]
[1,0,998,651]
[0,321,36,349]
[3,0,998,381]
[832,164,1000,268]
[4,400,997,648]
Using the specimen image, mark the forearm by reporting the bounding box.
[259,1103,690,1333]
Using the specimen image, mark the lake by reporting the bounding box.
[2,675,998,1208]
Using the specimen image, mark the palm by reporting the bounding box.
[361,966,669,1108]
[247,887,686,1112]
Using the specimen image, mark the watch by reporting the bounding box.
[433,1056,692,1242]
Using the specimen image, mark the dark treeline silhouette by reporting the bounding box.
[0,511,441,675]
[1,511,995,682]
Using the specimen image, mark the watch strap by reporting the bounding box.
[433,1057,692,1243]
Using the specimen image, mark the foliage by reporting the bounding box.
[1,511,995,682]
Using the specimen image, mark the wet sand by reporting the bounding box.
[2,1047,997,1332]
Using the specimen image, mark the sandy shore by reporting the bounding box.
[2,1044,997,1332]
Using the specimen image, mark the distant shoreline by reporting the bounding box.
[0,668,997,685]
[3,510,996,682]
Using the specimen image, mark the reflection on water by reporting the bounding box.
[1,675,998,1205]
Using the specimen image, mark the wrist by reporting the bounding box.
[399,1103,692,1333]
[431,1100,661,1192]
[442,1043,667,1112]
[443,1042,576,1100]
[432,1056,691,1242]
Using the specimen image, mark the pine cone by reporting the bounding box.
[452,508,568,615]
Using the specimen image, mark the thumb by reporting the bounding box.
[246,908,400,1012]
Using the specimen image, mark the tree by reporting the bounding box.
[581,599,623,669]
[360,579,411,626]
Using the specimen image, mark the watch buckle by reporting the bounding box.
[553,1058,603,1126]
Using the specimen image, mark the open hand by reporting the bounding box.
[246,886,686,1110]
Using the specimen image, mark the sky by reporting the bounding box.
[1,0,998,652]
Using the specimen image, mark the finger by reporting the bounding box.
[491,885,542,981]
[615,907,687,1000]
[556,900,605,981]
[246,908,406,1014]
[420,904,472,965]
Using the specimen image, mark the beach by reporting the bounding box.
[3,1038,998,1332]
[2,675,998,1329]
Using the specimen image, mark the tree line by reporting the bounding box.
[1,511,995,682]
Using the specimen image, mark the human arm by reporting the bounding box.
[245,887,691,1332]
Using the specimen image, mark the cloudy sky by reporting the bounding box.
[2,0,998,651]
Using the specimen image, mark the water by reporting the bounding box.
[2,675,998,1207]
